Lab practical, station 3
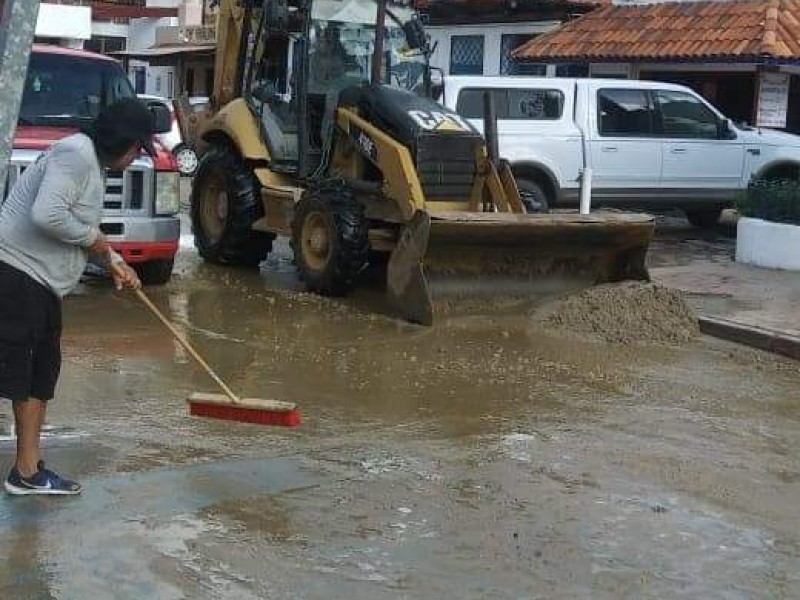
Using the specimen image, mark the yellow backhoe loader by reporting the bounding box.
[188,0,654,325]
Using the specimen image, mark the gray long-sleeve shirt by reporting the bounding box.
[0,133,121,298]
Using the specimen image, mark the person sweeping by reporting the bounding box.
[0,98,156,496]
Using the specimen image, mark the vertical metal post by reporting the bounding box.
[371,0,388,87]
[0,0,41,199]
[483,90,499,165]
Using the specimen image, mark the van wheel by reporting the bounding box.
[134,259,174,286]
[173,144,198,176]
[191,146,274,267]
[686,208,722,228]
[516,179,550,214]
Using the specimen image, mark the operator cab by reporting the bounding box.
[243,0,432,177]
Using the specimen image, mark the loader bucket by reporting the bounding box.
[387,210,655,325]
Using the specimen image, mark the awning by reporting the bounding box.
[92,2,178,20]
[113,44,216,60]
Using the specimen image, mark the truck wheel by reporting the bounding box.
[291,183,369,296]
[191,147,274,267]
[134,259,174,286]
[173,144,198,176]
[685,208,722,229]
[516,179,550,214]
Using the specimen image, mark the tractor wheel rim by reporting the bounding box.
[199,175,228,243]
[301,211,332,272]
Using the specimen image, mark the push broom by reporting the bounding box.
[134,289,300,427]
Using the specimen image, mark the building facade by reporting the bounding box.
[34,1,179,52]
[416,0,602,78]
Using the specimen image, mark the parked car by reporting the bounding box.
[8,44,181,284]
[139,94,209,176]
[442,76,800,227]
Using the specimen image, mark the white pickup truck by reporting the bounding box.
[441,76,800,227]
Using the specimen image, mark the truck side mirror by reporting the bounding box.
[264,0,289,30]
[403,17,428,52]
[430,67,444,101]
[718,118,735,140]
[148,101,172,134]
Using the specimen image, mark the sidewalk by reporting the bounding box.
[649,219,800,359]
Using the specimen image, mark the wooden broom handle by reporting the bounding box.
[135,289,241,404]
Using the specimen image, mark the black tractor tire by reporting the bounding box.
[190,146,274,267]
[516,178,550,214]
[686,208,722,229]
[134,259,174,286]
[290,183,369,296]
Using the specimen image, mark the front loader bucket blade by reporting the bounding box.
[386,211,654,325]
[387,210,435,325]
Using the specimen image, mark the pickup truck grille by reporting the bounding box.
[105,169,147,212]
[415,133,481,201]
[3,152,151,216]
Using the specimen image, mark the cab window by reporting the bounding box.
[654,89,720,139]
[456,87,564,120]
[597,88,654,137]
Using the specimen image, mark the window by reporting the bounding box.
[132,66,146,94]
[556,64,589,78]
[186,68,195,95]
[450,35,484,76]
[84,35,126,55]
[457,89,505,118]
[204,68,214,96]
[456,88,564,120]
[19,52,135,127]
[500,34,546,76]
[654,89,720,139]
[597,89,654,137]
[508,89,563,119]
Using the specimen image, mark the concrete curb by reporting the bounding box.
[699,315,800,361]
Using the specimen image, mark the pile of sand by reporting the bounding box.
[536,282,699,345]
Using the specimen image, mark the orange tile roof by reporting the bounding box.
[416,0,605,8]
[514,0,800,63]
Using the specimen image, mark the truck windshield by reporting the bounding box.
[19,52,135,127]
[308,0,427,94]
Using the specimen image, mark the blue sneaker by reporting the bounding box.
[4,461,82,496]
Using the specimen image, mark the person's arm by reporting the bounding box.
[30,144,100,248]
[88,245,141,290]
[31,145,141,290]
[88,246,124,268]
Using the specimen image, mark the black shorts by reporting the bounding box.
[0,261,62,402]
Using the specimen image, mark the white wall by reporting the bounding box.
[127,15,179,100]
[426,21,560,76]
[92,21,129,39]
[36,3,92,41]
[135,65,177,98]
[146,0,184,7]
[589,63,633,78]
[128,16,178,51]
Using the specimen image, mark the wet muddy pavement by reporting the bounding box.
[1,218,800,599]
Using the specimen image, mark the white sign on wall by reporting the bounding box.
[36,4,92,41]
[756,72,791,129]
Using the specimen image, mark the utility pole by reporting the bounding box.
[0,0,41,199]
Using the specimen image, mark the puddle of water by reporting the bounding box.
[8,234,796,599]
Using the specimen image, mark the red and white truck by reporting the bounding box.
[5,44,180,284]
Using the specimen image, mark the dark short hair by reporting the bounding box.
[85,98,157,162]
